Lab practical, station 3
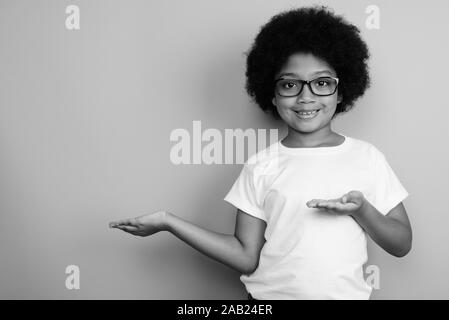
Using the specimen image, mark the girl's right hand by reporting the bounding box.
[109,211,169,237]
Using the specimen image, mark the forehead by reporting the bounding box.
[276,52,336,78]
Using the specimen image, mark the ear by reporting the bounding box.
[337,94,343,104]
[272,97,276,106]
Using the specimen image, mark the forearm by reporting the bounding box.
[352,200,412,257]
[164,212,254,274]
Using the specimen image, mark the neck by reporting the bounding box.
[282,125,341,148]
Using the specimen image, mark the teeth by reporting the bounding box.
[296,110,318,115]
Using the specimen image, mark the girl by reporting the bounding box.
[109,6,412,300]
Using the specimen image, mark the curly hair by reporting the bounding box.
[245,6,371,120]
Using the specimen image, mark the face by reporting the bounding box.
[272,52,342,135]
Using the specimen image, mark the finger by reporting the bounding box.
[326,201,355,212]
[314,201,327,208]
[109,221,127,228]
[317,200,340,210]
[320,202,335,210]
[111,218,138,227]
[307,199,325,207]
[327,197,343,203]
[329,202,346,211]
[109,219,129,227]
[306,200,317,207]
[116,225,139,232]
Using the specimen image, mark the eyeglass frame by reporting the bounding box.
[274,76,340,97]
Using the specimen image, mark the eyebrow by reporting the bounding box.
[277,70,334,78]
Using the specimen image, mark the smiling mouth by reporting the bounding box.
[293,109,320,119]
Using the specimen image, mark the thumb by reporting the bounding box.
[344,190,364,203]
[341,192,355,204]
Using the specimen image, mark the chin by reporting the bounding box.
[296,127,321,134]
[290,123,321,134]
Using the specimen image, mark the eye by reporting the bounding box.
[283,81,297,89]
[316,80,329,87]
[313,77,334,87]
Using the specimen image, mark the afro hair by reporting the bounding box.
[245,6,371,120]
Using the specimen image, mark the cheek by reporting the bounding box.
[321,98,338,114]
[274,102,290,116]
[322,105,336,115]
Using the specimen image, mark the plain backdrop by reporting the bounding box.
[1,0,448,299]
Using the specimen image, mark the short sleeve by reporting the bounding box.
[370,148,409,215]
[223,163,267,221]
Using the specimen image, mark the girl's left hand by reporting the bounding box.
[306,190,366,216]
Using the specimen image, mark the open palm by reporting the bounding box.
[306,190,366,216]
[109,211,168,237]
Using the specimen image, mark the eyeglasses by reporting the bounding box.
[274,76,339,97]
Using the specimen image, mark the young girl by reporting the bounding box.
[109,6,412,300]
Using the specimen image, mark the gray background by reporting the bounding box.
[1,0,448,299]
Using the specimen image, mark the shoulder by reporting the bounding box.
[245,141,281,176]
[347,136,386,160]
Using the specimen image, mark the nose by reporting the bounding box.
[296,83,316,103]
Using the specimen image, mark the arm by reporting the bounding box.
[166,209,266,274]
[351,199,412,257]
[307,191,412,257]
[110,209,267,274]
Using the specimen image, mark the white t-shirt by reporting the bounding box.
[223,135,409,300]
